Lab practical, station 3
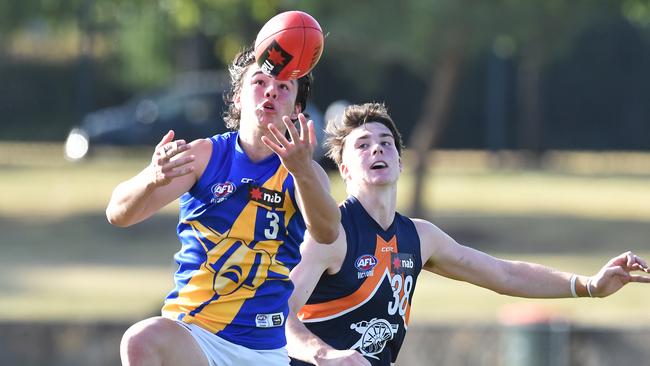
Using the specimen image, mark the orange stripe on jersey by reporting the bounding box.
[298,235,398,322]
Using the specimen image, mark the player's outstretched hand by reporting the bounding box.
[315,349,370,366]
[589,251,650,297]
[150,130,194,186]
[262,113,316,176]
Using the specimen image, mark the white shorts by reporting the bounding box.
[177,321,290,366]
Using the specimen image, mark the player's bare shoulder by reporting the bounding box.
[410,217,457,268]
[185,137,213,179]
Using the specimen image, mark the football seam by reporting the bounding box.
[255,26,322,48]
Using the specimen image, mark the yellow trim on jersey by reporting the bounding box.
[163,164,299,333]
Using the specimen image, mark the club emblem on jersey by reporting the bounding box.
[210,182,236,204]
[391,253,415,275]
[249,185,285,208]
[207,238,274,296]
[355,254,377,279]
[350,318,399,360]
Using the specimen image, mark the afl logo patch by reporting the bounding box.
[355,254,377,272]
[210,182,236,204]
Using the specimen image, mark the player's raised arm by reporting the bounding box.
[416,218,650,298]
[262,114,340,244]
[106,131,210,227]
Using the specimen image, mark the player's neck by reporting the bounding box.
[350,184,397,230]
[238,124,274,162]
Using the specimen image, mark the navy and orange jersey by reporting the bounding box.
[161,131,306,350]
[293,196,422,366]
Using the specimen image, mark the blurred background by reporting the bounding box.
[1,0,649,365]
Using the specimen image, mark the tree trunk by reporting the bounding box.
[408,30,466,218]
[517,42,544,167]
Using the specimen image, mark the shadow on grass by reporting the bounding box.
[0,213,179,266]
[2,212,648,266]
[432,212,650,255]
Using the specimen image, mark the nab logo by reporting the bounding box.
[249,185,285,208]
[355,255,377,272]
[391,253,415,275]
[210,182,236,204]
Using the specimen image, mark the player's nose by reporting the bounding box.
[265,85,277,99]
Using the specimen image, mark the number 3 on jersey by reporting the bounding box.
[264,211,280,239]
[388,274,413,316]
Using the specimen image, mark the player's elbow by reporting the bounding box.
[309,224,339,244]
[106,206,133,227]
[310,212,341,244]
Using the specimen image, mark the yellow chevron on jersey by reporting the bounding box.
[161,132,306,349]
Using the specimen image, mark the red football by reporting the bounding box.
[254,11,324,80]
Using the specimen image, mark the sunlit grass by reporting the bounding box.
[0,264,173,321]
[2,144,649,221]
[1,143,649,323]
[3,255,648,326]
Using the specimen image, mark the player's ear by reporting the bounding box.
[290,104,301,120]
[234,91,242,110]
[339,162,349,180]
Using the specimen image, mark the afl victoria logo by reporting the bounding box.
[355,254,377,272]
[211,182,235,203]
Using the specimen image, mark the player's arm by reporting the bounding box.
[262,114,340,244]
[414,219,650,298]
[106,131,211,227]
[286,229,370,366]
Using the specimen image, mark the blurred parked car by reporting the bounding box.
[64,71,325,161]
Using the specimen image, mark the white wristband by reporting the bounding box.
[586,278,594,298]
[570,274,578,298]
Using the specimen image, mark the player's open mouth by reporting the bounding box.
[262,101,275,110]
[370,161,387,170]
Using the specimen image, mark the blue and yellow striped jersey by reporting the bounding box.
[162,131,306,350]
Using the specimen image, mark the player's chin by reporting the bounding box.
[368,172,398,185]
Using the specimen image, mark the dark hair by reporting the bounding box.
[222,46,313,130]
[325,102,404,166]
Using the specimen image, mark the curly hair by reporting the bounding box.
[325,102,404,166]
[222,46,313,130]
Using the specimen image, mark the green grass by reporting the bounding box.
[1,143,649,324]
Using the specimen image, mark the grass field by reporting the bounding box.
[1,143,649,325]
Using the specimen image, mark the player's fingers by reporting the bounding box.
[606,251,629,267]
[163,165,194,179]
[156,130,175,150]
[261,135,284,156]
[631,253,649,271]
[630,274,650,283]
[268,123,291,148]
[283,115,300,143]
[621,251,646,270]
[626,251,636,268]
[296,113,308,141]
[167,140,189,158]
[162,155,194,172]
[307,119,317,147]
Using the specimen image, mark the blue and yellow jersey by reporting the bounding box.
[162,131,306,350]
[293,196,422,365]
